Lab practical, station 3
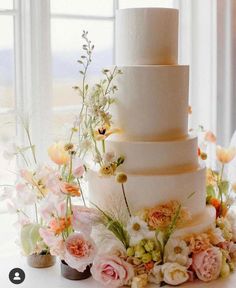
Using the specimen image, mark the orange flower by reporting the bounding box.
[49,217,71,235]
[204,131,216,143]
[188,234,211,254]
[60,182,81,197]
[216,146,236,164]
[210,198,221,210]
[48,142,70,165]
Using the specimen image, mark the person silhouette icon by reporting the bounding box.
[13,272,21,281]
[9,268,25,284]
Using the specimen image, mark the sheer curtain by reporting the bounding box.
[176,0,236,146]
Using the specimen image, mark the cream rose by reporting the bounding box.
[161,263,189,286]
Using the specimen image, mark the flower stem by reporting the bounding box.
[34,203,39,223]
[102,139,105,154]
[121,183,131,217]
[218,164,225,216]
[77,179,86,207]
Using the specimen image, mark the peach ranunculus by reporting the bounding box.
[192,247,222,282]
[49,216,71,235]
[216,146,236,164]
[48,142,70,165]
[64,232,96,272]
[91,255,134,288]
[204,131,217,143]
[60,182,81,197]
[147,201,190,230]
[187,233,211,254]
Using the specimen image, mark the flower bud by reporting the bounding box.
[144,240,155,252]
[127,247,135,257]
[142,253,152,263]
[152,250,162,263]
[135,245,146,258]
[115,172,128,184]
[220,257,230,278]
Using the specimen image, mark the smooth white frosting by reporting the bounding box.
[116,8,178,65]
[88,166,206,217]
[112,65,189,141]
[106,136,198,174]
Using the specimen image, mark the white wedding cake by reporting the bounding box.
[89,8,215,236]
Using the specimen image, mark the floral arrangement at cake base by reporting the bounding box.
[2,29,236,288]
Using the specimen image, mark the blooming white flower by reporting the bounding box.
[162,263,189,286]
[164,238,191,267]
[127,216,155,246]
[149,264,163,285]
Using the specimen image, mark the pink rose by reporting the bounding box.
[72,205,100,235]
[64,232,96,272]
[192,247,222,282]
[91,255,134,288]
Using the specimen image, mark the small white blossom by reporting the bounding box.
[127,216,155,246]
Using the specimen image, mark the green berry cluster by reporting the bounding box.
[127,239,162,264]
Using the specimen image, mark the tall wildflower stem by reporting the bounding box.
[121,183,131,218]
[218,164,225,216]
[77,179,86,207]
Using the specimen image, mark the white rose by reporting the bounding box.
[162,263,189,286]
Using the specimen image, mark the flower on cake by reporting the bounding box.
[192,247,222,282]
[187,233,211,254]
[147,201,190,230]
[91,254,134,288]
[164,238,191,267]
[131,274,148,288]
[161,262,189,286]
[127,216,155,246]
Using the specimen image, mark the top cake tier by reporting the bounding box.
[115,8,179,65]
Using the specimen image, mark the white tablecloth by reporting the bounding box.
[1,254,236,288]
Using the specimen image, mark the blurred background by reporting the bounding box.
[0,0,236,255]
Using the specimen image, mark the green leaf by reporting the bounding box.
[21,224,41,255]
[207,184,216,198]
[218,181,229,195]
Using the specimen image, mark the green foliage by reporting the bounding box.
[218,181,229,196]
[21,223,41,255]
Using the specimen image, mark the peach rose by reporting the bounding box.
[216,146,236,164]
[91,255,134,288]
[64,232,96,272]
[192,247,222,282]
[48,142,70,165]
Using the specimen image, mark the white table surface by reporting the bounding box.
[1,254,236,288]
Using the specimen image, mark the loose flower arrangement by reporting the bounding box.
[2,31,236,287]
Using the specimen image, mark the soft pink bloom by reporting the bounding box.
[204,131,217,143]
[72,205,100,235]
[16,183,36,205]
[192,247,222,282]
[64,232,96,272]
[48,142,70,165]
[91,255,134,288]
[19,169,34,184]
[39,228,65,259]
[43,170,63,196]
[72,158,85,178]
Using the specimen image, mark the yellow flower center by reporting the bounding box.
[174,246,183,254]
[132,223,141,231]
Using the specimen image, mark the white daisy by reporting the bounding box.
[127,216,154,246]
[164,238,191,267]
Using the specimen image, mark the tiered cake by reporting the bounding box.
[89,8,215,236]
